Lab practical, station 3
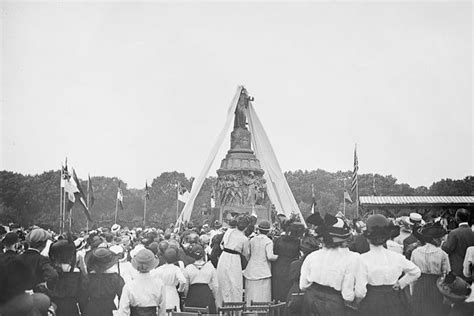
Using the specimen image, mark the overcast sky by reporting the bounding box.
[1,1,472,189]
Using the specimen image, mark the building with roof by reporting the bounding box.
[359,196,474,221]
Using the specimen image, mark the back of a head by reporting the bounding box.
[456,209,470,224]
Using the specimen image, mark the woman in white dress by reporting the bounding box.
[216,215,250,305]
[153,248,186,312]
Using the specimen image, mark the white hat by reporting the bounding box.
[111,224,121,233]
[406,213,424,226]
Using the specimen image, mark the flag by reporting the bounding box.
[344,190,353,204]
[63,168,92,221]
[351,146,358,194]
[72,169,92,221]
[210,186,216,208]
[87,174,94,208]
[145,181,150,200]
[311,183,317,214]
[117,181,124,210]
[60,161,70,188]
[177,182,190,204]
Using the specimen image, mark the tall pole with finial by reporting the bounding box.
[59,162,63,234]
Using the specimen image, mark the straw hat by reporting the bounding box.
[131,249,159,273]
[111,224,121,234]
[27,228,51,245]
[257,221,271,232]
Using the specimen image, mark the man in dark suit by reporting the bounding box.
[442,209,474,280]
[19,228,58,292]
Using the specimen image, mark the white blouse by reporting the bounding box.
[358,244,421,298]
[118,272,166,316]
[299,247,362,302]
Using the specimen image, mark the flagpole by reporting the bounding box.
[59,164,63,234]
[176,181,179,223]
[115,195,119,225]
[343,179,346,216]
[356,174,359,219]
[86,174,90,232]
[143,194,147,227]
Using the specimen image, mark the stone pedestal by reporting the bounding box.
[214,89,270,224]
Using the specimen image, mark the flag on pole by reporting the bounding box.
[311,183,317,214]
[351,146,358,193]
[88,174,94,208]
[63,167,92,221]
[177,182,190,204]
[145,181,150,200]
[117,181,124,210]
[72,169,92,221]
[210,186,216,208]
[344,190,353,204]
[61,162,70,188]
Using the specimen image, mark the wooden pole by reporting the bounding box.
[176,181,179,223]
[143,193,147,227]
[59,165,63,234]
[86,175,90,232]
[68,207,72,233]
[343,180,346,216]
[62,187,67,234]
[114,195,119,224]
[356,176,359,219]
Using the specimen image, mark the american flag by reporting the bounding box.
[117,181,124,209]
[311,183,317,214]
[351,146,358,194]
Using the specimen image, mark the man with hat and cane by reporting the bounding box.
[243,220,279,306]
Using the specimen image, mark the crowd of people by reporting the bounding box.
[0,208,473,316]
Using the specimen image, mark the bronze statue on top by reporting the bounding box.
[234,87,254,129]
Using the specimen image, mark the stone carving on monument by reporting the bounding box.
[214,88,271,224]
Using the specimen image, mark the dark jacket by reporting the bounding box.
[18,249,58,291]
[442,224,474,278]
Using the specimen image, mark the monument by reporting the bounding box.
[214,88,270,224]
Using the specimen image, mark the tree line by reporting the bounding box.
[0,169,472,231]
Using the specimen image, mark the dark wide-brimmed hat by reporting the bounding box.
[417,221,447,240]
[306,213,324,227]
[325,214,352,241]
[437,272,471,303]
[87,248,118,273]
[257,221,271,232]
[2,232,19,247]
[132,249,159,273]
[49,239,76,264]
[364,214,399,239]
